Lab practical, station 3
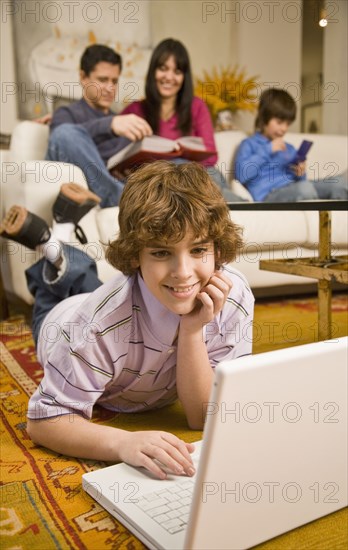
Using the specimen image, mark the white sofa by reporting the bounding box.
[1,121,347,305]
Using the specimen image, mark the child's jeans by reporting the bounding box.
[264,172,348,202]
[26,245,102,346]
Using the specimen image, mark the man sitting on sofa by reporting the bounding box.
[46,44,152,207]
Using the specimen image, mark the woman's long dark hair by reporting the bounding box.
[143,38,193,135]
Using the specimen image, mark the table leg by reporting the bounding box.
[318,211,332,340]
[318,279,332,340]
[319,210,331,261]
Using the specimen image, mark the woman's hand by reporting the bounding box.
[118,431,196,479]
[180,271,233,332]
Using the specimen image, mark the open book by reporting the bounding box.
[107,135,216,175]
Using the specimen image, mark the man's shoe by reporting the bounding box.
[52,183,101,244]
[0,206,50,250]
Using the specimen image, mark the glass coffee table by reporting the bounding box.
[228,200,348,340]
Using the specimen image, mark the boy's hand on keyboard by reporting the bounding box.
[118,431,196,480]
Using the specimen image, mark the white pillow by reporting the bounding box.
[96,206,120,244]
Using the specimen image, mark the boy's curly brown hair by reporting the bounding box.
[106,161,243,275]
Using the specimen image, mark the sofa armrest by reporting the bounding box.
[2,161,88,219]
[214,130,247,182]
[1,161,93,304]
[8,120,50,162]
[230,179,253,201]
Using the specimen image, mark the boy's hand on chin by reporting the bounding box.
[181,271,233,330]
[271,137,286,152]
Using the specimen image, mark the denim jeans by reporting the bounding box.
[26,245,101,346]
[264,172,348,202]
[206,166,247,202]
[46,124,125,208]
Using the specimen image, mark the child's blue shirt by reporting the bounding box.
[234,132,306,201]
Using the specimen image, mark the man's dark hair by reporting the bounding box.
[255,88,296,131]
[80,44,122,75]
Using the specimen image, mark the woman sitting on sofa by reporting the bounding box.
[121,38,243,202]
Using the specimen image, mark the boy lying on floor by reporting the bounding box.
[0,161,254,479]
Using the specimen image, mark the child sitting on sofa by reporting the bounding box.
[0,161,254,479]
[234,88,347,202]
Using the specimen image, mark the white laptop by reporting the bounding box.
[82,337,348,550]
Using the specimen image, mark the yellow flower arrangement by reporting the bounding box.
[195,65,259,125]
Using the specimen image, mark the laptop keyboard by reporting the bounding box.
[135,479,195,534]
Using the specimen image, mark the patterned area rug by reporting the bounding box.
[0,317,198,550]
[253,293,348,354]
[1,294,347,550]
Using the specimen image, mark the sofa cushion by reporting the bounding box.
[96,207,120,243]
[230,179,253,201]
[232,246,318,288]
[304,211,348,249]
[286,133,348,180]
[3,161,88,222]
[96,208,310,254]
[214,130,247,178]
[9,121,49,162]
[1,161,91,304]
[229,210,308,250]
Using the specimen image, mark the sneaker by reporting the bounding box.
[0,206,50,250]
[52,183,101,244]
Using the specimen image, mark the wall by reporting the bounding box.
[150,0,348,135]
[234,0,302,132]
[8,0,152,120]
[322,0,348,136]
[151,0,302,132]
[1,0,347,136]
[301,0,324,133]
[0,9,18,133]
[150,1,238,75]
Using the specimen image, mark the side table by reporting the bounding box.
[228,201,348,341]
